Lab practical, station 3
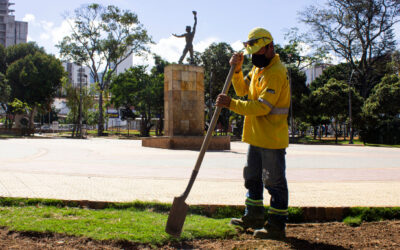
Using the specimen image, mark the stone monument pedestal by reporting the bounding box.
[142,135,230,150]
[142,64,230,150]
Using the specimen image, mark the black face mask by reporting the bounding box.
[252,54,271,68]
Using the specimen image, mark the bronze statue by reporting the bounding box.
[173,11,197,64]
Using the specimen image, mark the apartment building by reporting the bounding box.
[0,0,27,47]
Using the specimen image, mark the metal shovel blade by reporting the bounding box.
[165,196,189,237]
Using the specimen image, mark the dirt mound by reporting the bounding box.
[1,220,399,249]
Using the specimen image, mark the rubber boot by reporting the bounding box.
[230,206,265,230]
[254,216,286,240]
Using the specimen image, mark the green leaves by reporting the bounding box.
[363,74,400,119]
[299,0,400,98]
[110,66,163,136]
[6,51,64,108]
[57,4,152,135]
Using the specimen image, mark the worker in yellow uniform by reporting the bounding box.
[216,27,290,240]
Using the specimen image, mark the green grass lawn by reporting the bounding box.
[0,198,399,246]
[0,205,236,246]
[0,134,19,139]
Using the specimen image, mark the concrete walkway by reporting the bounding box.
[0,138,399,207]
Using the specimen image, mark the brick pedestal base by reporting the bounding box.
[142,136,230,150]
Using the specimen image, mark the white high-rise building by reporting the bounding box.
[303,63,332,86]
[0,0,27,47]
[62,62,92,88]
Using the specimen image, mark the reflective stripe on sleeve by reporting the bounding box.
[258,97,273,109]
[258,98,289,115]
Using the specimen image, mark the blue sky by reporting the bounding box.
[14,0,400,65]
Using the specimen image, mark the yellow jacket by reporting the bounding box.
[229,54,290,149]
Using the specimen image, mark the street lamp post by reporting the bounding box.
[348,69,355,144]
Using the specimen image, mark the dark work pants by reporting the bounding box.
[244,144,288,229]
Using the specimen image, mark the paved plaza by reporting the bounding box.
[0,138,400,207]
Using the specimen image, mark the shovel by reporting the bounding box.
[165,64,236,237]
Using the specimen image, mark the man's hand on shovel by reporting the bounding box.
[216,94,231,108]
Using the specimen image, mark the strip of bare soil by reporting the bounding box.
[1,220,399,249]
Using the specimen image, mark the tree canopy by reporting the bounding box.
[58,3,152,135]
[6,52,64,109]
[110,66,163,137]
[363,74,400,120]
[300,0,400,98]
[1,42,64,129]
[311,78,363,142]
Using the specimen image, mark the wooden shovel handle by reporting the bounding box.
[181,64,236,199]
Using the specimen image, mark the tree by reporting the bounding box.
[309,63,353,91]
[0,73,10,106]
[0,44,6,74]
[286,66,309,135]
[361,74,400,144]
[150,54,168,135]
[302,93,331,139]
[151,54,170,75]
[0,45,7,118]
[312,78,363,143]
[300,0,400,98]
[6,98,31,131]
[64,80,95,137]
[58,4,152,135]
[277,28,328,70]
[110,66,162,137]
[1,42,46,128]
[6,42,45,66]
[201,42,234,134]
[387,50,400,75]
[6,51,64,129]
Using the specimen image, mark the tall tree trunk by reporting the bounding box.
[313,126,317,140]
[98,91,104,136]
[28,106,37,135]
[72,116,76,138]
[325,124,328,137]
[319,125,322,140]
[335,122,338,144]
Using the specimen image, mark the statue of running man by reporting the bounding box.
[173,11,197,64]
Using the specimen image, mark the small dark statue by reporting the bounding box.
[173,11,197,64]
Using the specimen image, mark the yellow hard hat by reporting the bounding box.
[243,27,273,54]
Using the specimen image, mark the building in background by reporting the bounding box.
[53,63,93,119]
[63,62,92,89]
[303,63,332,87]
[115,53,134,75]
[0,0,27,47]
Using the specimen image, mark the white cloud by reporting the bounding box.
[50,19,73,44]
[194,37,219,52]
[125,37,246,72]
[150,36,186,63]
[20,15,70,55]
[40,20,54,29]
[231,40,244,52]
[22,14,35,23]
[148,36,220,64]
[40,33,50,41]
